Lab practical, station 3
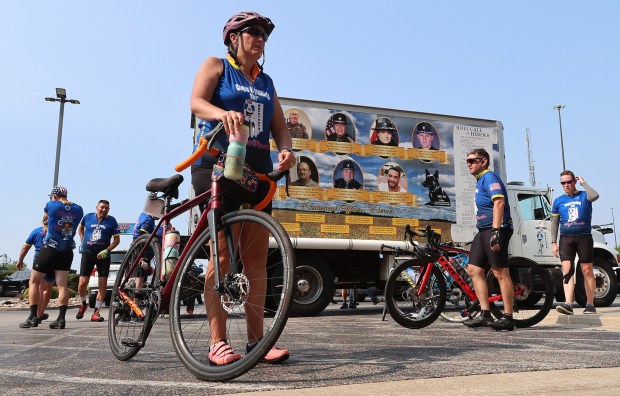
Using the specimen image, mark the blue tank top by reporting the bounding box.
[194,57,276,173]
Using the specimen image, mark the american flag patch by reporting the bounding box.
[489,182,501,191]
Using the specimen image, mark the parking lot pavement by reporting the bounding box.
[1,299,619,395]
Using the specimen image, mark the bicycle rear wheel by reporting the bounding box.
[384,259,446,329]
[108,234,161,361]
[169,209,295,382]
[488,259,553,328]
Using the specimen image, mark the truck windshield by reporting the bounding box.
[517,194,551,220]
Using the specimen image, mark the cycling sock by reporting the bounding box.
[504,313,513,318]
[80,295,87,303]
[58,305,67,320]
[30,304,38,318]
[481,310,492,319]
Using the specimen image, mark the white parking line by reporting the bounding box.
[0,368,285,391]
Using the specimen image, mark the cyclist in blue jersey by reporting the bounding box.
[17,214,56,324]
[20,186,83,330]
[76,200,120,322]
[132,212,162,289]
[551,170,600,315]
[190,11,295,366]
[462,148,515,331]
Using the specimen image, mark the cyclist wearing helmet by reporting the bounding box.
[190,11,294,366]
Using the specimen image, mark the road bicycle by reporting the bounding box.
[107,122,295,381]
[384,225,553,329]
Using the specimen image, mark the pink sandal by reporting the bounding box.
[208,340,242,366]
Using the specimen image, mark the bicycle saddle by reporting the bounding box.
[146,174,184,199]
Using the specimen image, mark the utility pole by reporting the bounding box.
[526,128,536,186]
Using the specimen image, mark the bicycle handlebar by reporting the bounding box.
[173,121,288,211]
[175,123,226,172]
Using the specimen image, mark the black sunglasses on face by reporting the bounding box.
[560,180,575,185]
[466,158,483,165]
[241,27,269,42]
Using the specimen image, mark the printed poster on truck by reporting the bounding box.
[267,100,502,243]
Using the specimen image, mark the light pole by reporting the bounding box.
[612,208,618,249]
[45,88,80,187]
[553,104,566,171]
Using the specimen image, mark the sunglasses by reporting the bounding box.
[241,27,269,42]
[560,180,575,185]
[466,158,484,165]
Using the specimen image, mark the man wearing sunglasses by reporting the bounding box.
[463,148,515,331]
[551,170,600,315]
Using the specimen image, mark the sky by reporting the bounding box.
[2,1,619,270]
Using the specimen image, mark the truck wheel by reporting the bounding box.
[290,256,334,317]
[574,257,618,308]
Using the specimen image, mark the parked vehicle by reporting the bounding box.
[0,270,31,297]
[187,97,619,315]
[88,250,126,308]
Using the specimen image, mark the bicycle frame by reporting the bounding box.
[413,247,526,310]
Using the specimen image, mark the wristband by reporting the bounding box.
[280,147,293,154]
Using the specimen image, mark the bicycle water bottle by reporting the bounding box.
[449,253,469,278]
[163,228,180,277]
[224,124,249,181]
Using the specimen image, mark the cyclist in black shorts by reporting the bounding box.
[462,149,515,331]
[551,171,600,315]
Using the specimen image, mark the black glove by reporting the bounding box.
[490,228,500,248]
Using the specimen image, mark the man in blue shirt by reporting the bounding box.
[551,170,599,315]
[17,214,56,324]
[20,186,83,330]
[462,148,515,331]
[76,200,120,322]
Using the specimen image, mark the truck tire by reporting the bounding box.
[290,256,334,317]
[574,257,618,308]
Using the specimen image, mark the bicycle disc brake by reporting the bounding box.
[221,273,250,313]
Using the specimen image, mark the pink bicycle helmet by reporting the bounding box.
[223,11,275,45]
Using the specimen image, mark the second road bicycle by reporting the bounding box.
[384,225,554,329]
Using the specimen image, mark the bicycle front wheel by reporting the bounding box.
[384,259,447,329]
[108,234,161,361]
[488,259,554,328]
[169,209,295,382]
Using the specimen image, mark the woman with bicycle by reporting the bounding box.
[189,11,295,366]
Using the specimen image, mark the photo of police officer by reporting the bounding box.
[333,159,363,189]
[370,117,399,146]
[413,121,440,150]
[285,108,311,139]
[326,113,355,142]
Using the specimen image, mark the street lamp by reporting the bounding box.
[45,88,80,187]
[553,104,566,171]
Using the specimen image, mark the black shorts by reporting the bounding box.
[80,250,111,277]
[559,235,594,263]
[191,165,272,214]
[469,227,513,269]
[33,246,73,273]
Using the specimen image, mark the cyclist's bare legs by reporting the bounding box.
[491,267,513,314]
[37,280,54,317]
[561,260,575,305]
[238,222,268,343]
[580,263,595,306]
[467,264,490,310]
[205,231,229,345]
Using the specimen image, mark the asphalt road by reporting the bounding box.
[1,299,620,395]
